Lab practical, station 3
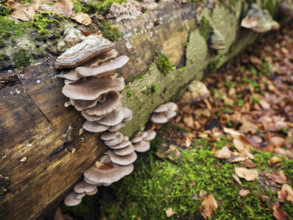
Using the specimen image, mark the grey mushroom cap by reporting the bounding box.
[74,180,97,194]
[114,144,135,156]
[131,131,148,143]
[134,140,151,152]
[151,112,169,124]
[165,110,177,119]
[81,111,105,122]
[108,122,126,132]
[76,55,129,77]
[70,98,99,111]
[83,91,121,116]
[104,150,137,165]
[83,121,109,133]
[86,187,98,195]
[154,102,177,113]
[75,193,86,200]
[144,130,156,141]
[97,107,125,126]
[100,131,120,141]
[108,137,131,150]
[122,107,133,122]
[104,133,124,147]
[62,77,125,100]
[64,192,82,206]
[83,162,134,185]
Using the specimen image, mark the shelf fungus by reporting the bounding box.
[54,34,114,69]
[241,4,279,33]
[151,102,178,124]
[208,28,226,50]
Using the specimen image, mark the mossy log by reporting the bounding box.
[0,0,285,219]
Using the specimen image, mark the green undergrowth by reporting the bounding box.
[155,54,173,74]
[97,19,122,41]
[199,16,213,43]
[99,131,293,219]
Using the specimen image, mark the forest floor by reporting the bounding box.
[58,22,293,220]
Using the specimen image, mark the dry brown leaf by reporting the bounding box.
[11,2,40,21]
[265,171,287,184]
[185,137,191,148]
[232,174,243,186]
[223,127,241,138]
[165,207,176,217]
[270,136,286,148]
[199,190,207,200]
[272,203,289,220]
[183,115,194,128]
[233,136,252,153]
[278,184,293,203]
[235,167,258,181]
[239,189,250,197]
[268,156,282,166]
[215,146,231,159]
[201,194,218,219]
[71,12,92,26]
[227,152,247,163]
[52,0,74,17]
[239,119,258,134]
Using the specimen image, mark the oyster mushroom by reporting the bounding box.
[104,150,137,165]
[151,102,177,124]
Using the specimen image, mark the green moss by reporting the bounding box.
[127,72,145,82]
[12,49,33,68]
[263,0,275,15]
[0,5,12,16]
[199,17,212,43]
[156,54,173,74]
[0,16,30,40]
[127,91,133,97]
[32,12,60,36]
[97,19,122,41]
[151,84,158,93]
[96,0,127,12]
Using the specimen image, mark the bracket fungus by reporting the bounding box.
[131,130,156,153]
[241,4,279,33]
[208,28,226,50]
[151,102,178,124]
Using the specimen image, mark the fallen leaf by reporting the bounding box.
[270,136,286,148]
[268,156,282,166]
[233,136,252,153]
[240,159,257,168]
[265,171,287,184]
[239,189,250,197]
[227,153,248,163]
[278,184,293,203]
[232,174,243,186]
[235,167,258,181]
[239,119,258,134]
[52,0,74,17]
[272,203,289,220]
[223,127,241,138]
[165,207,176,217]
[215,146,231,159]
[199,190,207,200]
[71,12,92,26]
[11,2,40,21]
[183,115,194,128]
[201,194,218,219]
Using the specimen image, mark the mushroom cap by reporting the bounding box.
[75,193,86,200]
[62,77,125,100]
[109,137,131,149]
[70,98,99,111]
[151,112,168,124]
[54,34,114,69]
[95,107,124,126]
[164,109,177,119]
[83,121,109,133]
[134,140,151,152]
[86,187,98,195]
[144,130,156,141]
[64,192,82,206]
[100,131,120,141]
[104,150,137,165]
[108,122,126,132]
[122,107,133,122]
[208,29,226,50]
[241,16,259,28]
[131,131,148,143]
[81,111,105,122]
[83,91,121,116]
[114,144,135,156]
[104,133,124,147]
[74,180,97,194]
[154,102,177,113]
[76,55,129,77]
[83,162,134,185]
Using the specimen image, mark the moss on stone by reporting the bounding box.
[12,49,33,68]
[96,0,128,12]
[0,16,30,40]
[0,4,12,16]
[199,17,213,43]
[155,54,173,74]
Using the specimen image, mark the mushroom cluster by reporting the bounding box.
[241,4,279,33]
[131,130,156,152]
[151,102,178,124]
[53,33,139,206]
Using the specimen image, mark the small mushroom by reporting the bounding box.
[151,102,177,124]
[108,122,126,132]
[86,187,98,195]
[74,180,97,194]
[83,121,109,133]
[131,131,148,143]
[114,144,135,156]
[100,131,120,141]
[64,192,82,206]
[108,137,132,149]
[144,130,156,141]
[54,34,114,69]
[104,150,137,165]
[122,107,133,122]
[96,107,125,126]
[151,112,168,123]
[62,77,125,100]
[76,55,129,78]
[208,28,226,50]
[104,133,124,146]
[133,140,150,152]
[81,111,105,122]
